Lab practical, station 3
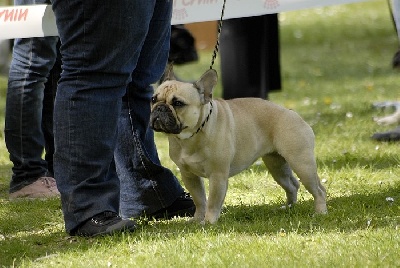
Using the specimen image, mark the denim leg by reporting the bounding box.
[52,0,168,233]
[117,86,184,219]
[42,42,61,178]
[115,0,182,219]
[5,35,58,193]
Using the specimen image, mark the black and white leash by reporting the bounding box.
[190,0,226,138]
[190,101,213,138]
[209,0,227,70]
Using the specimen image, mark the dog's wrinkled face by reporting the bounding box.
[150,81,202,134]
[150,65,217,137]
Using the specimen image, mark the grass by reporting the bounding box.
[0,0,399,267]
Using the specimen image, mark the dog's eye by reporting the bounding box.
[151,96,157,104]
[172,100,185,107]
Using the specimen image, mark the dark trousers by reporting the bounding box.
[220,14,281,99]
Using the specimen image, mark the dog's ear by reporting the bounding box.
[160,63,176,83]
[194,69,218,104]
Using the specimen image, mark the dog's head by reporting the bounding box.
[150,64,218,138]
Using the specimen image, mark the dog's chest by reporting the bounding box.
[171,147,209,177]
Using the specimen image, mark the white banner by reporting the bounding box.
[0,0,370,39]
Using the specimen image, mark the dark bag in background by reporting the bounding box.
[168,25,198,65]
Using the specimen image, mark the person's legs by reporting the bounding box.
[6,37,58,194]
[371,126,400,142]
[52,0,164,234]
[390,0,400,67]
[42,41,61,178]
[5,0,59,197]
[117,85,194,219]
[116,0,194,219]
[391,0,400,41]
[220,15,281,99]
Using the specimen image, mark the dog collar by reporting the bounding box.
[190,101,213,138]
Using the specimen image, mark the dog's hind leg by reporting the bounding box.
[262,153,300,206]
[284,152,327,214]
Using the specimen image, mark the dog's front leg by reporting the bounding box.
[205,174,229,224]
[180,170,207,223]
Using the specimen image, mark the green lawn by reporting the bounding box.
[0,1,399,267]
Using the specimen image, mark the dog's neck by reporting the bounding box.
[177,101,213,140]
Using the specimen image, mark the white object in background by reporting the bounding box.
[0,0,370,39]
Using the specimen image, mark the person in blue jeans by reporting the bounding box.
[116,85,193,220]
[5,0,60,199]
[370,0,400,142]
[6,0,193,235]
[51,0,193,236]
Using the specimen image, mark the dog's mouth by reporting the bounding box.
[150,116,182,134]
[150,104,183,134]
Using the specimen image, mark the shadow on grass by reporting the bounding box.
[0,180,398,266]
[217,182,399,235]
[223,147,399,174]
[317,153,400,171]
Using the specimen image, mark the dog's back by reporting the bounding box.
[209,98,315,176]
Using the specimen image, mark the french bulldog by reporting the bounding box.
[150,65,327,224]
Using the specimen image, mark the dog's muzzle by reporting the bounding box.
[150,103,182,134]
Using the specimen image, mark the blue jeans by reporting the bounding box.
[5,0,59,193]
[52,0,179,233]
[117,85,183,219]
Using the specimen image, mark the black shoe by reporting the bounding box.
[72,211,136,237]
[149,192,196,220]
[392,49,400,69]
[371,126,400,142]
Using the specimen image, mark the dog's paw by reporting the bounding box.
[279,203,294,210]
[315,203,328,214]
[204,213,220,224]
[189,213,205,224]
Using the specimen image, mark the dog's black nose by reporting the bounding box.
[154,103,170,113]
[150,104,182,134]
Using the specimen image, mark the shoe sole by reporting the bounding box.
[150,206,196,220]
